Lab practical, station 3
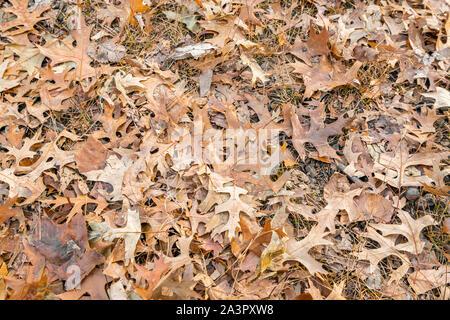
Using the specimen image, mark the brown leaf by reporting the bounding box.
[133,257,170,299]
[87,40,126,64]
[0,0,49,36]
[290,57,362,97]
[37,16,97,80]
[408,266,450,295]
[289,104,354,161]
[292,22,330,65]
[444,218,450,235]
[0,196,21,225]
[355,192,394,223]
[26,213,104,283]
[75,136,108,173]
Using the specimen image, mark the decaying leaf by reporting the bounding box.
[172,43,216,60]
[87,40,126,64]
[0,0,448,301]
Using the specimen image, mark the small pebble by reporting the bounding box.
[405,188,420,201]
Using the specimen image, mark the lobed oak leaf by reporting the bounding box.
[213,185,257,241]
[5,45,45,77]
[163,235,200,272]
[282,225,333,275]
[236,0,266,26]
[422,157,450,197]
[372,140,449,188]
[291,22,330,66]
[0,196,21,225]
[289,57,362,98]
[84,154,133,202]
[89,208,141,265]
[408,266,450,295]
[0,0,50,36]
[133,257,170,299]
[42,194,108,223]
[200,16,257,50]
[370,210,436,255]
[0,60,23,92]
[37,17,97,81]
[0,163,51,202]
[355,226,411,275]
[240,53,268,86]
[289,104,354,161]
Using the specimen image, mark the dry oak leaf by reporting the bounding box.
[108,280,128,300]
[290,57,362,98]
[355,210,435,281]
[31,130,79,171]
[75,136,108,173]
[408,266,450,295]
[84,154,133,202]
[172,43,216,60]
[41,194,108,223]
[58,267,109,300]
[236,0,266,26]
[0,60,23,92]
[0,124,40,166]
[89,208,141,265]
[4,269,51,300]
[307,278,346,300]
[314,173,363,232]
[370,210,436,255]
[87,40,126,64]
[422,158,450,197]
[240,53,268,85]
[282,225,333,275]
[372,140,449,188]
[289,104,354,161]
[0,163,51,202]
[232,217,285,272]
[91,103,128,149]
[5,44,46,77]
[260,231,286,272]
[200,16,257,50]
[154,278,202,300]
[0,196,21,225]
[291,22,330,66]
[133,257,170,300]
[355,191,395,223]
[37,17,97,80]
[213,185,257,241]
[0,0,50,36]
[163,235,201,272]
[422,87,450,109]
[355,226,411,277]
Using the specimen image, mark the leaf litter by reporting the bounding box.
[0,0,448,300]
